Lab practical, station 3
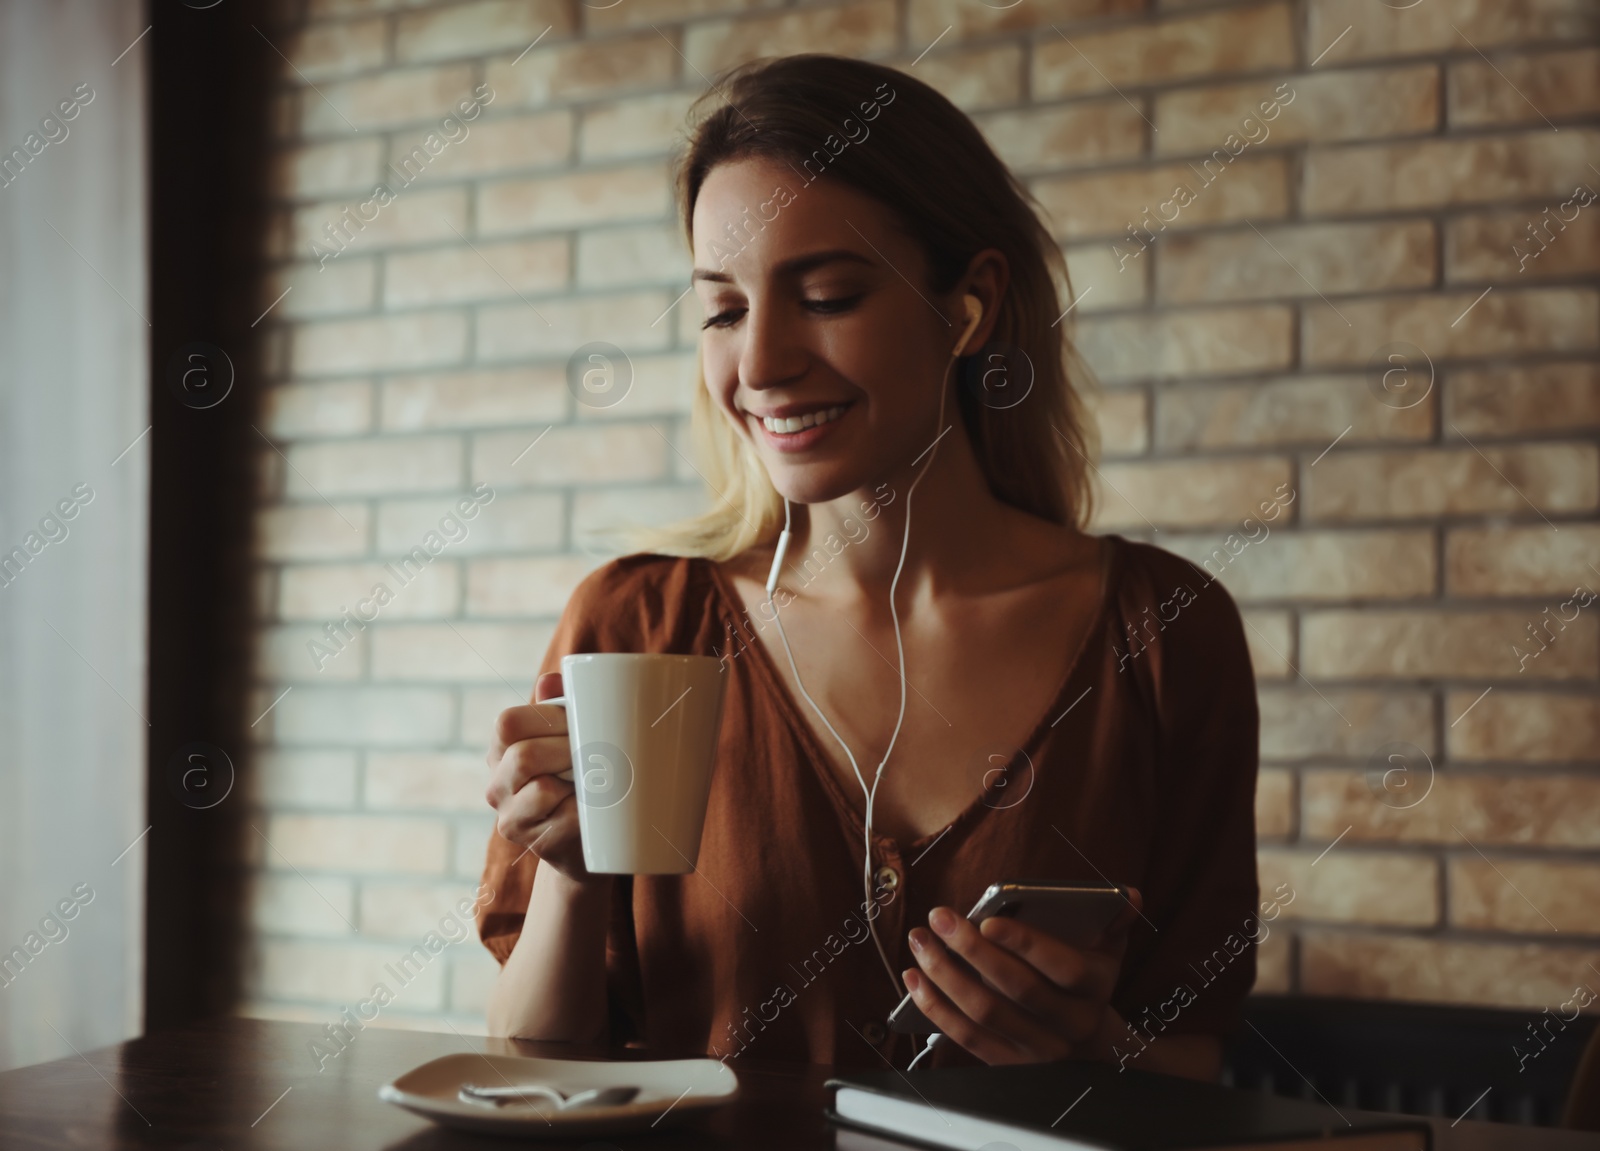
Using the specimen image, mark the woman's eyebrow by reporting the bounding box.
[690,248,875,284]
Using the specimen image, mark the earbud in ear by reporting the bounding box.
[952,294,983,357]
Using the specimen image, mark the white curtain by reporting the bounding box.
[0,0,149,1070]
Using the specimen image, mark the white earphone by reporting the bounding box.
[763,293,983,1034]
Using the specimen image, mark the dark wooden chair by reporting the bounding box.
[1221,996,1599,1129]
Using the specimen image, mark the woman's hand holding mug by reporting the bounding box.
[485,671,597,885]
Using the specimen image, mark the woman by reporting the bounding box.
[478,54,1260,1079]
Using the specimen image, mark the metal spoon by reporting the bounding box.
[458,1083,640,1110]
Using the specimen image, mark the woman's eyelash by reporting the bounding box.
[700,294,865,330]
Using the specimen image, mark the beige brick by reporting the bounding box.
[1446,206,1600,284]
[1447,526,1600,597]
[1306,444,1599,521]
[472,423,670,488]
[262,379,375,438]
[376,492,563,559]
[1088,387,1148,456]
[1256,766,1295,838]
[1449,47,1600,128]
[292,313,469,376]
[262,258,378,321]
[254,938,446,1009]
[1303,769,1600,847]
[1308,0,1597,65]
[977,100,1148,174]
[410,112,574,181]
[248,872,357,938]
[477,165,671,236]
[465,556,603,617]
[1450,858,1600,934]
[257,623,366,682]
[1304,130,1600,214]
[301,65,478,135]
[450,949,501,1013]
[895,45,1024,113]
[1035,156,1290,241]
[1259,848,1438,927]
[370,621,553,681]
[245,749,359,809]
[1063,244,1149,312]
[1165,530,1437,602]
[579,91,701,163]
[476,291,675,361]
[278,561,460,621]
[1243,609,1292,679]
[257,503,371,562]
[586,0,768,32]
[1304,610,1598,681]
[576,224,689,289]
[287,17,386,80]
[1448,690,1600,763]
[487,35,676,107]
[282,436,463,497]
[1154,66,1438,154]
[1077,306,1293,383]
[395,0,574,64]
[909,0,1138,46]
[380,367,568,431]
[1253,927,1291,994]
[384,238,569,309]
[262,812,451,874]
[1303,288,1600,367]
[1157,375,1431,451]
[292,187,468,257]
[358,881,484,940]
[366,752,491,813]
[1034,4,1294,98]
[1094,457,1291,530]
[272,138,384,200]
[1301,932,1600,1012]
[271,686,457,748]
[1259,689,1432,761]
[686,1,898,75]
[573,486,708,549]
[1448,363,1600,437]
[1159,221,1434,305]
[573,352,701,421]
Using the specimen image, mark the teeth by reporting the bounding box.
[762,405,847,434]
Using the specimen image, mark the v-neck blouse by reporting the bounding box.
[477,534,1262,1071]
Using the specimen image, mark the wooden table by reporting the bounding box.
[1,1017,1596,1149]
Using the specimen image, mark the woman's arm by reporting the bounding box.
[485,865,613,1042]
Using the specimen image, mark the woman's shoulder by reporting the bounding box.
[561,552,724,652]
[1102,534,1251,667]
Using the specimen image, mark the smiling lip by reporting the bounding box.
[748,401,853,452]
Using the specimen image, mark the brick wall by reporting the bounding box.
[244,0,1600,1039]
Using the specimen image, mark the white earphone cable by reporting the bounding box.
[763,314,966,1010]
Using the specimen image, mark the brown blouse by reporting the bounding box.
[478,533,1261,1071]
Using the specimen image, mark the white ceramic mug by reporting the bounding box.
[541,653,728,875]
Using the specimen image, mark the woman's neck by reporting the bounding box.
[783,416,1023,600]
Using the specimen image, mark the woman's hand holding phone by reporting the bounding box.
[901,887,1143,1065]
[485,671,595,886]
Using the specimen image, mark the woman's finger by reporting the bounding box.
[900,967,1019,1065]
[908,925,1066,1055]
[975,915,1121,1004]
[925,912,1104,1042]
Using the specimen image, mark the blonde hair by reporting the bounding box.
[632,53,1097,562]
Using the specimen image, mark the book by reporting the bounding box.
[823,1059,1431,1151]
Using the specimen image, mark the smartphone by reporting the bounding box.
[887,880,1128,1035]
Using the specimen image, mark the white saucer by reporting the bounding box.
[377,1051,739,1137]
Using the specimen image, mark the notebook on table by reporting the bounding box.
[823,1059,1431,1151]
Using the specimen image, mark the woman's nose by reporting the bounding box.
[738,302,808,393]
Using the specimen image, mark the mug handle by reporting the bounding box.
[538,695,575,782]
